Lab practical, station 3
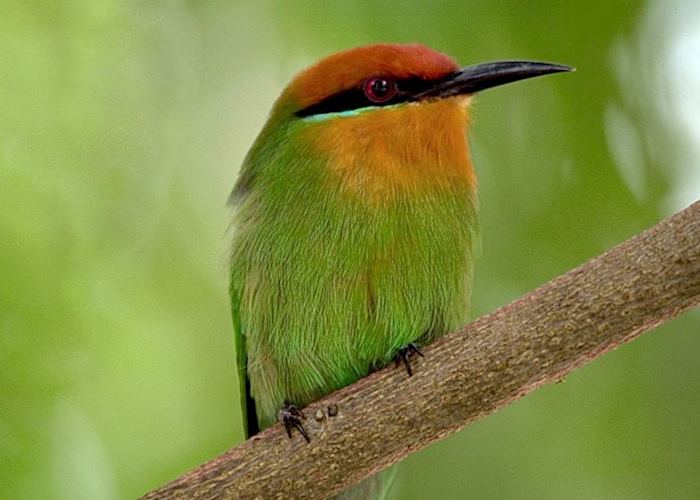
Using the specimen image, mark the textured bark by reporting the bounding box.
[144,201,700,500]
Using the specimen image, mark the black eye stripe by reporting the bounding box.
[295,76,449,118]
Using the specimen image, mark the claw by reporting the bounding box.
[394,342,424,377]
[278,402,310,443]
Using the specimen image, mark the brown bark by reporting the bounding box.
[144,201,700,500]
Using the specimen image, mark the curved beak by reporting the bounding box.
[412,61,574,100]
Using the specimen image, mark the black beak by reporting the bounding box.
[412,61,574,100]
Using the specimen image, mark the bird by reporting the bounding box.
[228,43,571,499]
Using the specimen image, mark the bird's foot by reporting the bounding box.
[394,342,424,377]
[278,402,309,443]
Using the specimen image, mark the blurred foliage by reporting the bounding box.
[1,1,699,499]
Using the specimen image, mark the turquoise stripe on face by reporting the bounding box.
[303,102,406,121]
[303,106,374,121]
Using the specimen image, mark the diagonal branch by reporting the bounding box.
[144,201,700,500]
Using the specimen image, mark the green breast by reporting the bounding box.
[230,143,478,428]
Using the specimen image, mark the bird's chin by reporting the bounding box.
[451,95,473,108]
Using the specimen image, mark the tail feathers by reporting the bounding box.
[243,373,259,437]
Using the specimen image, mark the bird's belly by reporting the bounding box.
[244,239,472,428]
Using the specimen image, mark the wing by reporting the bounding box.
[230,281,259,438]
[229,119,281,437]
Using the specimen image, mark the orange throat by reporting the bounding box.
[304,96,476,202]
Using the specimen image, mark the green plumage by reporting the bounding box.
[230,103,477,425]
[229,101,477,497]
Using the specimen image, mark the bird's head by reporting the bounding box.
[239,44,571,202]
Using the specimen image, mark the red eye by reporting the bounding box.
[363,77,398,103]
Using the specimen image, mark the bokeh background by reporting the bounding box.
[2,1,699,498]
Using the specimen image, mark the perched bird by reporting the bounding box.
[229,44,571,498]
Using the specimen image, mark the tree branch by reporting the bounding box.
[144,201,700,500]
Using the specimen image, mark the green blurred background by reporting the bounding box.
[2,1,699,498]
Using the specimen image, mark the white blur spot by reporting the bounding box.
[643,0,700,213]
[604,103,647,202]
[663,20,700,211]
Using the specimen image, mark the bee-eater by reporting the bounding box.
[229,44,571,498]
